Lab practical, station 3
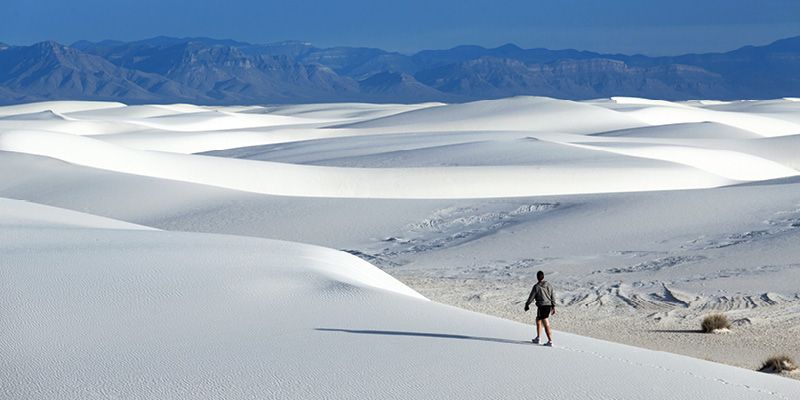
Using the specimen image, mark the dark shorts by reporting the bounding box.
[536,306,552,321]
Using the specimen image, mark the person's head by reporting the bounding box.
[537,270,544,282]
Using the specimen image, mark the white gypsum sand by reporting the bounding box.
[2,199,800,399]
[1,97,800,398]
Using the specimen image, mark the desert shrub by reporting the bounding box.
[759,355,798,373]
[700,313,731,333]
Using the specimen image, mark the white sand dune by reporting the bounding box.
[610,96,693,107]
[597,98,800,137]
[0,198,154,230]
[0,129,736,198]
[560,141,798,181]
[0,118,147,136]
[260,101,444,120]
[5,96,799,198]
[721,135,800,170]
[0,100,125,117]
[688,99,800,125]
[205,130,694,167]
[95,128,300,153]
[64,103,212,119]
[2,97,800,399]
[0,109,73,121]
[2,200,799,400]
[593,121,762,139]
[128,110,318,132]
[627,108,800,137]
[337,96,646,133]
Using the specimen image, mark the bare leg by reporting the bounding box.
[543,319,553,342]
[536,319,543,339]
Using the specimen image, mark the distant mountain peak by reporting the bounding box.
[764,35,800,51]
[495,43,523,51]
[31,40,65,50]
[27,40,81,64]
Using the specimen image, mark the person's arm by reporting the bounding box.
[549,285,556,315]
[524,285,536,311]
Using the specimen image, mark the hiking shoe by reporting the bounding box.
[532,337,540,344]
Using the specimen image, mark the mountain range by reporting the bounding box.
[0,36,799,104]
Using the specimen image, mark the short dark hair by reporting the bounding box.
[537,271,544,281]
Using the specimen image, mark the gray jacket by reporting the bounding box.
[526,281,555,307]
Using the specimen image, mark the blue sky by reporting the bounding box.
[3,0,799,54]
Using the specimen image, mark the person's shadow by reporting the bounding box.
[315,328,533,345]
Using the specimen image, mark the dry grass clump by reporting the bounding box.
[700,313,731,333]
[759,355,798,374]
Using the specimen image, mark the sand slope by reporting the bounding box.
[2,201,799,399]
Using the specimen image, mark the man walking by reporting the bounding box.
[524,271,556,346]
